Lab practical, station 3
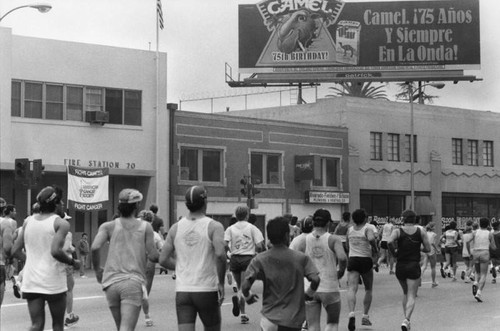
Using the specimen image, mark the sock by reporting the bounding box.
[349,312,355,318]
[477,289,481,295]
[363,314,369,319]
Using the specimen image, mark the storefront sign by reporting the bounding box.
[64,158,136,169]
[305,191,349,204]
[239,0,480,73]
[67,166,109,211]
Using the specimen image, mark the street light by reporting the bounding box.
[0,3,52,22]
[408,81,445,209]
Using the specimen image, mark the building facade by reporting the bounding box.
[172,110,350,234]
[0,28,169,260]
[226,96,500,235]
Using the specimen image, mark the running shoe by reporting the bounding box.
[474,293,483,302]
[432,282,439,288]
[465,277,471,283]
[401,319,411,331]
[492,278,497,284]
[348,316,356,331]
[440,268,446,278]
[390,270,395,275]
[232,295,240,317]
[11,277,21,299]
[452,276,457,282]
[461,270,465,280]
[145,318,153,327]
[64,314,79,328]
[301,321,308,331]
[240,314,249,324]
[470,275,475,282]
[373,264,379,273]
[472,283,478,296]
[361,316,372,326]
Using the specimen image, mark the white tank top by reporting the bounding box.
[381,223,393,241]
[175,216,218,292]
[348,224,372,258]
[305,232,339,293]
[473,229,490,251]
[21,214,67,294]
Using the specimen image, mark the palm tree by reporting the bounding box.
[394,82,442,104]
[326,81,388,99]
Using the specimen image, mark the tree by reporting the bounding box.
[326,81,388,99]
[394,82,441,104]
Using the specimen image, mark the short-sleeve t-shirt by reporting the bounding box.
[224,221,264,256]
[245,246,318,329]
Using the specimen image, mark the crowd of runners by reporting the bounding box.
[1,185,500,331]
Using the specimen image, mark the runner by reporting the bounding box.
[291,209,347,331]
[242,216,320,331]
[388,210,431,331]
[377,218,395,274]
[460,221,475,283]
[224,205,265,324]
[420,222,439,288]
[490,220,500,284]
[346,209,379,331]
[159,185,226,331]
[470,218,496,302]
[0,201,16,306]
[333,212,350,257]
[62,214,80,328]
[11,186,81,331]
[91,188,159,331]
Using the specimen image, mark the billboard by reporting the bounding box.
[239,0,480,75]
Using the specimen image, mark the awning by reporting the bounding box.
[415,196,436,216]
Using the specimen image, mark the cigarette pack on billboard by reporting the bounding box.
[335,20,361,65]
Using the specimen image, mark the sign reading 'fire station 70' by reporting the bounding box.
[306,191,350,204]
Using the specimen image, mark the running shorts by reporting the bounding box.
[396,261,421,280]
[176,291,221,327]
[229,255,254,273]
[347,257,373,274]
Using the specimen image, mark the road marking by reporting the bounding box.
[2,295,104,308]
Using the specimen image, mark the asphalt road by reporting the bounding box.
[2,262,500,330]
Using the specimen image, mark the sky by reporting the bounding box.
[1,0,499,113]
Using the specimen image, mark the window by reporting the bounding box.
[86,87,103,112]
[467,140,478,166]
[46,84,63,120]
[180,147,222,183]
[67,86,83,121]
[370,132,382,160]
[251,152,282,185]
[11,81,21,117]
[387,133,400,161]
[404,134,417,162]
[11,80,142,126]
[24,82,43,118]
[452,138,463,165]
[313,156,339,188]
[483,141,494,167]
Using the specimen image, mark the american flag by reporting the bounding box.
[157,0,164,30]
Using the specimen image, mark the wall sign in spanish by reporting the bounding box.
[305,191,350,204]
[67,166,109,212]
[239,0,480,73]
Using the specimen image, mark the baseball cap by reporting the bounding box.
[185,186,207,205]
[313,208,332,223]
[36,186,58,204]
[118,189,143,204]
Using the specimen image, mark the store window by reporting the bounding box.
[370,132,382,160]
[452,138,463,165]
[312,156,339,188]
[387,133,400,161]
[483,141,494,167]
[180,147,223,184]
[251,152,282,185]
[467,140,478,166]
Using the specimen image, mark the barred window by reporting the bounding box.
[370,132,382,160]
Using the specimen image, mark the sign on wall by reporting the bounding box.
[306,191,349,204]
[67,166,109,211]
[239,0,480,73]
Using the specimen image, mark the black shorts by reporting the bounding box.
[347,257,373,274]
[176,291,221,327]
[0,265,5,286]
[396,261,421,280]
[22,291,67,302]
[380,241,388,250]
[229,255,254,273]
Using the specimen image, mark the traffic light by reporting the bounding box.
[15,158,29,181]
[240,177,249,197]
[32,159,44,185]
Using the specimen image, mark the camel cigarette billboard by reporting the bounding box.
[239,0,480,74]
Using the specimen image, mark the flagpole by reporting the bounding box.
[155,0,160,205]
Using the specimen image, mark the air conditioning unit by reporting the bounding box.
[85,111,109,124]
